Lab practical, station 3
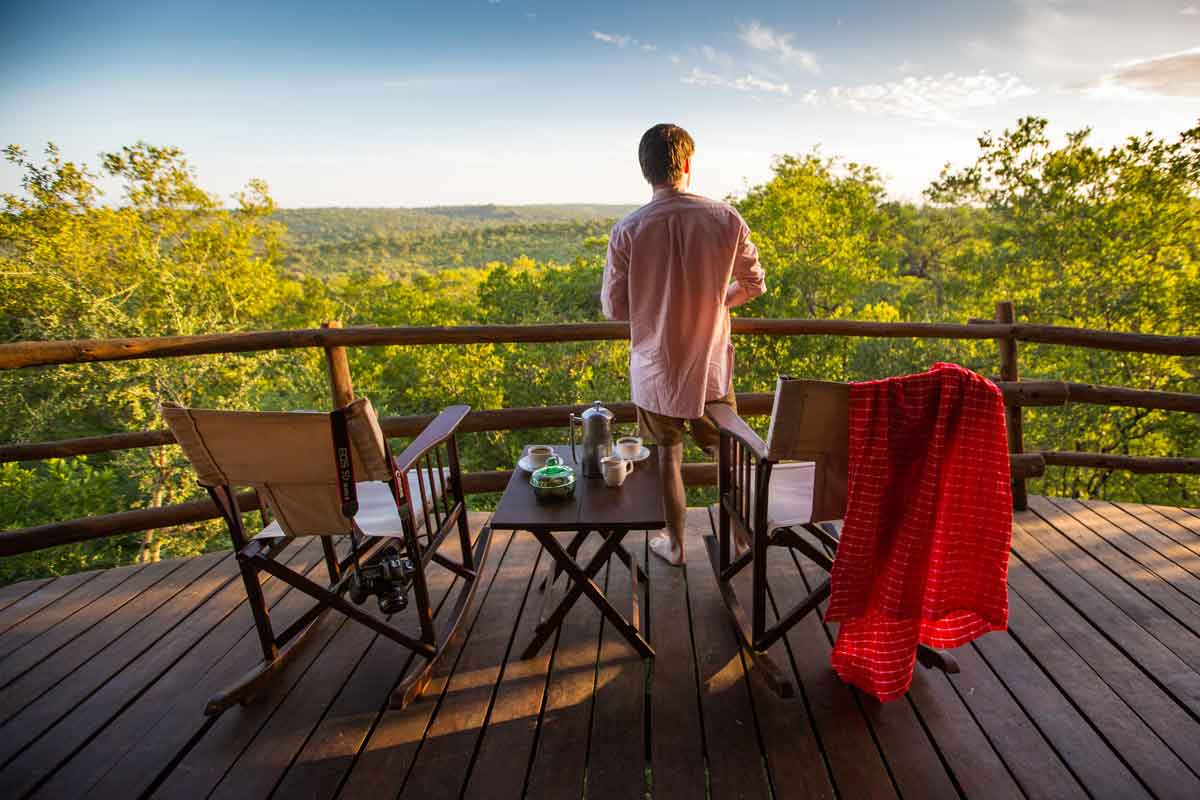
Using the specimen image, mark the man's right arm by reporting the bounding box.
[725,216,766,308]
[601,226,630,321]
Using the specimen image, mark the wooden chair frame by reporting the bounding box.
[202,404,494,715]
[705,378,960,698]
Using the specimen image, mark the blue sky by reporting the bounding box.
[2,0,1198,206]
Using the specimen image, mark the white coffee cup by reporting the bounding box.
[526,445,554,469]
[601,456,633,487]
[616,436,643,460]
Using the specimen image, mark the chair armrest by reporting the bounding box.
[705,402,768,461]
[392,404,471,474]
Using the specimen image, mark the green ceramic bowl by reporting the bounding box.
[530,457,576,501]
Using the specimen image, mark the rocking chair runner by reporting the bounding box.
[704,377,964,698]
[161,397,493,715]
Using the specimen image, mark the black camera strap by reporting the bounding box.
[331,408,364,576]
[330,408,358,519]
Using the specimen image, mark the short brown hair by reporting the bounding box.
[638,124,694,185]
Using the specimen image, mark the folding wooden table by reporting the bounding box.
[489,445,664,659]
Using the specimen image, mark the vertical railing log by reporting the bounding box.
[996,301,1027,510]
[321,320,355,582]
[321,321,355,409]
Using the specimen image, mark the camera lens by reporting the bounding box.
[378,587,408,615]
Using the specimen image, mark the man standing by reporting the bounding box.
[601,124,766,566]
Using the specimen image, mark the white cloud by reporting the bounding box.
[800,89,820,106]
[669,53,681,65]
[699,45,735,69]
[1182,5,1199,15]
[592,31,631,48]
[682,67,790,95]
[827,72,1037,123]
[591,30,656,52]
[738,20,820,74]
[1090,46,1200,96]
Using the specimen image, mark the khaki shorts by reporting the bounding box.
[636,390,737,456]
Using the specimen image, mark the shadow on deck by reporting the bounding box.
[2,497,1200,799]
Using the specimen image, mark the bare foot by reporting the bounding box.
[650,534,685,566]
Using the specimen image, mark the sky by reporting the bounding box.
[1,0,1199,207]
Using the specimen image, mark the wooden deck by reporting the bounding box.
[2,498,1200,799]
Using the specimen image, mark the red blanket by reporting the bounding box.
[825,362,1012,701]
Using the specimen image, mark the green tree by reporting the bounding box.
[0,142,329,569]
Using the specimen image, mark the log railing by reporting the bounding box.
[1,302,1196,558]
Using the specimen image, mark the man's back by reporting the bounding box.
[602,187,765,418]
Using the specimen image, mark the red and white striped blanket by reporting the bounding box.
[825,362,1012,701]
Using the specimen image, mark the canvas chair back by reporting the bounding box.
[162,397,394,537]
[765,377,850,523]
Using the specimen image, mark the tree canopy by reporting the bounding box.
[2,118,1197,583]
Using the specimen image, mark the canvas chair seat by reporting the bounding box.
[752,461,815,532]
[254,468,450,539]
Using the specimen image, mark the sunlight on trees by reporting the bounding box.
[1,117,1197,582]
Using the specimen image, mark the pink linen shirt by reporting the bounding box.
[601,187,766,419]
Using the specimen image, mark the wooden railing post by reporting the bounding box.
[321,321,355,409]
[996,301,1027,510]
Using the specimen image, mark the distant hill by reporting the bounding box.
[273,204,637,277]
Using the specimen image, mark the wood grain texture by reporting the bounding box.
[3,498,1200,799]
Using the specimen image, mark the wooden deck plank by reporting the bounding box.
[1034,497,1200,630]
[140,537,356,799]
[0,553,228,723]
[0,569,101,639]
[1047,497,1200,605]
[904,665,1025,798]
[24,540,327,800]
[523,534,607,799]
[0,552,244,792]
[210,530,494,800]
[792,548,959,800]
[337,529,512,800]
[1117,502,1200,559]
[269,514,490,800]
[1082,500,1200,578]
[1013,514,1200,707]
[0,557,191,690]
[946,642,1087,800]
[744,546,836,800]
[683,511,772,800]
[8,499,1200,799]
[643,531,707,800]
[973,626,1150,799]
[0,564,146,665]
[401,531,541,800]
[1003,591,1200,799]
[584,531,647,800]
[0,578,54,615]
[1004,549,1200,774]
[773,551,896,799]
[153,607,350,799]
[457,534,562,800]
[1149,504,1200,535]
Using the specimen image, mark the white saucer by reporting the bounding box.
[616,446,651,463]
[518,454,556,472]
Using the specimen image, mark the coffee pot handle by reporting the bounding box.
[569,414,581,464]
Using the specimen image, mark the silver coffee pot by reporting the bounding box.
[569,401,613,478]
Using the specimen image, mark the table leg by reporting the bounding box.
[539,529,590,592]
[523,528,654,660]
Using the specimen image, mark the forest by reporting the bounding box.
[2,116,1198,583]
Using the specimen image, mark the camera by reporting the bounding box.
[348,550,414,615]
